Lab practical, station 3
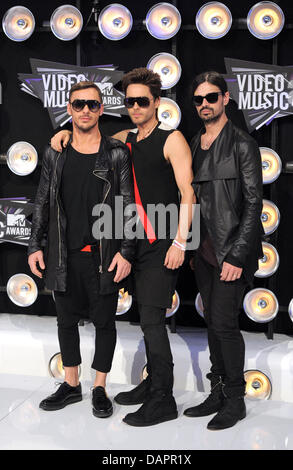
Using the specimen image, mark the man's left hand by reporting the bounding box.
[108,252,131,283]
[164,245,185,270]
[220,262,243,282]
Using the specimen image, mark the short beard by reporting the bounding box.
[200,108,223,124]
[75,121,97,133]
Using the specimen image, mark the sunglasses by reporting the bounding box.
[70,99,101,112]
[124,96,152,108]
[192,92,223,106]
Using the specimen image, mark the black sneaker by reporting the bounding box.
[92,386,113,418]
[39,382,82,411]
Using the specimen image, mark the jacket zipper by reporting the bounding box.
[93,170,111,273]
[54,153,62,267]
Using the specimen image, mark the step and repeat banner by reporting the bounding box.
[0,1,292,336]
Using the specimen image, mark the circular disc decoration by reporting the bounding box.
[260,147,282,184]
[116,289,132,315]
[49,352,81,379]
[141,364,148,381]
[288,298,293,323]
[146,3,181,40]
[2,6,35,42]
[166,291,180,318]
[254,242,279,278]
[247,2,284,40]
[261,199,280,235]
[243,288,279,323]
[158,98,181,128]
[6,274,38,307]
[147,53,181,89]
[50,5,83,41]
[195,292,204,318]
[195,2,232,39]
[244,370,272,400]
[7,142,38,176]
[98,4,133,40]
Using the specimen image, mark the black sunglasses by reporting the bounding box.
[124,96,152,108]
[192,92,223,106]
[70,99,101,112]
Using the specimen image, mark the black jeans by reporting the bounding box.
[54,251,118,373]
[194,253,248,396]
[138,303,174,396]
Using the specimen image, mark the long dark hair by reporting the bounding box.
[191,71,227,96]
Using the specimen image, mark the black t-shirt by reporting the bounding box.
[60,142,104,251]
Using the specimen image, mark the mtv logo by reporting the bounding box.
[7,214,26,227]
[96,82,113,94]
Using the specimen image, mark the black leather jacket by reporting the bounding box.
[28,135,135,294]
[191,119,264,283]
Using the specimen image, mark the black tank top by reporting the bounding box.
[126,122,180,269]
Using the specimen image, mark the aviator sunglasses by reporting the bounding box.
[124,96,152,108]
[192,92,223,107]
[70,99,101,112]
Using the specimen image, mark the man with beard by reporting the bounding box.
[183,71,264,430]
[28,81,135,418]
[50,68,195,427]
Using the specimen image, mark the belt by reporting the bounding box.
[80,244,98,252]
[68,244,99,254]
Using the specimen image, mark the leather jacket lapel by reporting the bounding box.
[193,120,238,182]
[94,136,111,173]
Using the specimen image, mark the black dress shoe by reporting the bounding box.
[39,382,82,411]
[92,386,113,418]
[114,378,151,405]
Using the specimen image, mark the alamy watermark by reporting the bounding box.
[91,197,200,250]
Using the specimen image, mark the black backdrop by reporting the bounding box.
[0,0,292,336]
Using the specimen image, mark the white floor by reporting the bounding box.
[1,313,293,450]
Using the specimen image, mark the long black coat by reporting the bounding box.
[191,119,264,284]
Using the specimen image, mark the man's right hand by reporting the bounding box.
[50,130,72,152]
[108,252,131,283]
[28,251,45,278]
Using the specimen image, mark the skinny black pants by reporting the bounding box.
[138,303,174,395]
[194,253,248,396]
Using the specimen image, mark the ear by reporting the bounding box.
[154,97,160,109]
[223,91,230,106]
[67,102,72,116]
[99,103,104,117]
